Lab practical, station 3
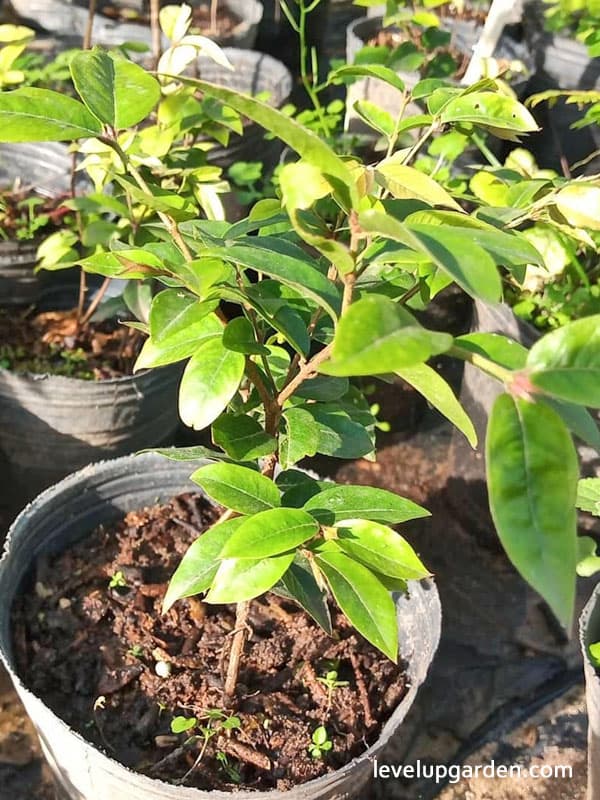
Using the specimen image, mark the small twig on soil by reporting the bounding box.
[149,740,196,776]
[350,651,374,728]
[222,739,271,772]
[224,601,251,699]
[300,662,329,705]
[172,517,204,537]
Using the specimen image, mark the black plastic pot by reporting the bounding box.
[0,350,181,527]
[0,142,84,308]
[580,583,600,798]
[196,48,292,173]
[446,299,600,544]
[0,452,441,800]
[8,0,263,51]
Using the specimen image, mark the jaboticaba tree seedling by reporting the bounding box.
[2,0,599,723]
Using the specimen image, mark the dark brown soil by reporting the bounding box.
[0,306,143,379]
[13,492,408,792]
[101,2,241,38]
[0,188,71,242]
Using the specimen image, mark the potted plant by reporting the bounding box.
[0,38,598,798]
[7,0,264,52]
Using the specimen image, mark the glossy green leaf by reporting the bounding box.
[332,64,405,92]
[212,414,276,461]
[486,394,578,629]
[295,376,349,402]
[359,210,502,302]
[79,248,163,279]
[162,517,245,612]
[222,317,268,355]
[396,363,477,447]
[455,332,527,370]
[375,157,463,211]
[354,99,396,137]
[206,553,295,604]
[203,239,341,320]
[135,311,222,370]
[527,316,600,407]
[144,445,240,463]
[177,77,357,209]
[0,88,102,141]
[179,337,244,430]
[70,48,160,128]
[277,470,328,507]
[280,407,320,470]
[301,404,375,459]
[315,548,398,661]
[439,91,538,139]
[544,399,600,452]
[149,290,215,343]
[220,508,319,559]
[335,519,430,580]
[191,462,280,515]
[577,478,600,517]
[320,294,452,377]
[273,554,332,634]
[304,485,429,525]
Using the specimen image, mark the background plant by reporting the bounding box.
[1,37,599,705]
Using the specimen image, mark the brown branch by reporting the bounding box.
[83,0,97,50]
[80,276,111,326]
[222,740,271,772]
[245,359,281,437]
[150,0,162,69]
[350,651,375,728]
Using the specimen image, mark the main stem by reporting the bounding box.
[150,0,161,69]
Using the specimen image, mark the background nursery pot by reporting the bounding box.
[580,583,600,798]
[0,142,82,307]
[0,452,442,800]
[447,299,600,543]
[7,0,264,50]
[0,359,181,527]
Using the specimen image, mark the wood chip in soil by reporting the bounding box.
[13,492,408,792]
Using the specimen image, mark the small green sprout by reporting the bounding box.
[216,751,241,783]
[317,667,349,712]
[172,709,243,784]
[308,725,333,759]
[108,570,128,590]
[127,644,144,659]
[171,715,198,734]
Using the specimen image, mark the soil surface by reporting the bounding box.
[0,306,143,379]
[13,492,408,792]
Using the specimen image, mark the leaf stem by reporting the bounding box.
[449,344,514,384]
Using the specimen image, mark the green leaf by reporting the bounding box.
[320,294,452,377]
[212,414,276,461]
[544,399,600,452]
[171,716,197,734]
[273,554,332,634]
[144,445,241,463]
[577,478,600,517]
[555,184,600,231]
[135,311,222,370]
[295,377,349,402]
[353,99,396,137]
[455,332,527,370]
[162,518,245,612]
[0,87,103,141]
[277,470,328,507]
[191,462,280,515]
[149,290,215,343]
[176,76,358,210]
[315,548,398,661]
[374,157,463,211]
[205,553,295,603]
[220,508,319,559]
[300,404,375,459]
[79,248,163,279]
[396,363,477,447]
[280,407,320,470]
[222,317,268,355]
[304,485,429,525]
[359,210,502,302]
[439,91,538,139]
[526,316,600,407]
[486,394,578,629]
[335,519,430,580]
[179,337,244,430]
[332,64,405,93]
[577,535,600,577]
[590,641,600,668]
[70,48,160,128]
[203,239,341,320]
